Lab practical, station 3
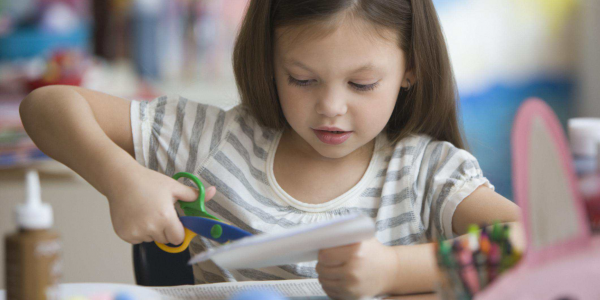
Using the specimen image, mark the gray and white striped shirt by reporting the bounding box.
[131,95,492,283]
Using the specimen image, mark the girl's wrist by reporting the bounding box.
[383,243,438,295]
[383,245,403,295]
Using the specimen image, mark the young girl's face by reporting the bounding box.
[274,16,408,160]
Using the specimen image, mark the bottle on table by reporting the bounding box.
[578,143,600,234]
[5,170,61,300]
[568,118,600,234]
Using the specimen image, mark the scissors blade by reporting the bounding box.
[180,216,252,244]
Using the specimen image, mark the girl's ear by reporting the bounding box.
[402,69,416,89]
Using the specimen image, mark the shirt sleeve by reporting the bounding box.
[414,139,494,240]
[130,95,237,176]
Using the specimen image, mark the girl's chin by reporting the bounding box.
[311,143,356,160]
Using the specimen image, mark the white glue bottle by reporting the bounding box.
[4,170,61,300]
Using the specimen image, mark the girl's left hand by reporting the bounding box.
[316,238,398,299]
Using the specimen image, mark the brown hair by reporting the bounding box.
[233,0,465,149]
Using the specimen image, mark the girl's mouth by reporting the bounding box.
[312,129,353,145]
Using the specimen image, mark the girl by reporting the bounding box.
[20,0,521,299]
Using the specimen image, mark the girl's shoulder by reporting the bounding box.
[379,133,475,167]
[137,95,271,145]
[378,133,434,156]
[144,95,273,134]
[229,104,281,139]
[385,133,467,154]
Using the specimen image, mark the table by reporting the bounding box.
[0,283,162,299]
[387,293,438,300]
[0,283,438,300]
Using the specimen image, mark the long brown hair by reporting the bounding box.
[233,0,465,149]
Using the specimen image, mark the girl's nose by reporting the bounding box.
[315,87,348,118]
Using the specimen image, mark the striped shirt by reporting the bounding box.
[130,95,493,283]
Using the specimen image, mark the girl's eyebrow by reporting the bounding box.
[284,59,378,74]
[284,59,315,72]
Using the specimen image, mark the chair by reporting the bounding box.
[132,242,194,286]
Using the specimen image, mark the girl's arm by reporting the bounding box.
[386,222,524,296]
[20,85,136,196]
[451,186,522,235]
[20,86,207,245]
[317,186,522,298]
[385,186,522,295]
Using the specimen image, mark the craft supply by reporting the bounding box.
[569,119,600,233]
[160,173,375,269]
[578,142,600,234]
[435,222,522,299]
[433,241,454,300]
[457,242,480,295]
[490,222,502,243]
[473,250,488,287]
[189,213,375,269]
[155,172,253,254]
[439,240,470,300]
[4,170,61,300]
[568,118,600,176]
[580,174,600,233]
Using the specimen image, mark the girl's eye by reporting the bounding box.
[349,81,379,92]
[287,75,379,92]
[287,76,313,87]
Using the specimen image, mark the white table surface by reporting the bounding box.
[0,282,163,300]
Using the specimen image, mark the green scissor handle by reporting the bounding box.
[172,172,220,221]
[156,172,225,253]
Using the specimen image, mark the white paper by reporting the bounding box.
[189,214,376,269]
[152,278,330,300]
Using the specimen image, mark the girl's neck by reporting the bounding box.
[272,127,377,204]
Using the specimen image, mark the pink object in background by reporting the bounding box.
[476,98,600,299]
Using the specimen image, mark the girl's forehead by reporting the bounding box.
[274,17,403,69]
[274,16,399,53]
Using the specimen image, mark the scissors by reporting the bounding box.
[155,172,252,253]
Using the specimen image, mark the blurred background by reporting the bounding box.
[0,0,598,288]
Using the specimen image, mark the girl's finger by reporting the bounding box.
[315,262,344,280]
[129,237,143,244]
[172,183,216,203]
[318,243,361,267]
[150,227,169,244]
[319,282,345,300]
[164,218,186,245]
[204,186,217,202]
[126,229,145,244]
[172,183,199,203]
[142,235,154,243]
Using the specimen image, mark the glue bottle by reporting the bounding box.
[569,118,600,234]
[578,143,600,234]
[568,118,600,176]
[5,170,61,300]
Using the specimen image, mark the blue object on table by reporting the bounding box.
[229,290,286,300]
[114,291,136,300]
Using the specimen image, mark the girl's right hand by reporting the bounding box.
[106,165,217,245]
